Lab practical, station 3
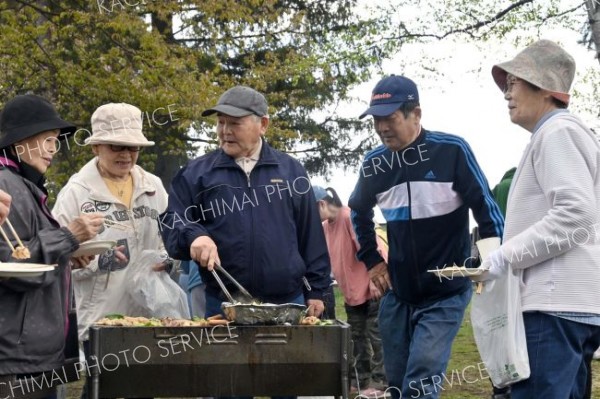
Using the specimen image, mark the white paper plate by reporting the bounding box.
[72,240,117,257]
[0,263,56,277]
[427,267,486,278]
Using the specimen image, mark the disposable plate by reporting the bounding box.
[0,263,56,277]
[72,240,117,257]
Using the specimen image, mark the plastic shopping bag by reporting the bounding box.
[471,269,530,388]
[130,250,190,319]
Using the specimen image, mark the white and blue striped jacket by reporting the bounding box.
[349,128,504,306]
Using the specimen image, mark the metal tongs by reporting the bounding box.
[211,262,256,304]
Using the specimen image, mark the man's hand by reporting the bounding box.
[369,261,391,294]
[152,262,167,272]
[71,255,95,270]
[369,281,383,300]
[190,236,220,270]
[113,245,128,264]
[67,213,104,243]
[306,299,325,317]
[0,190,11,224]
[152,258,174,273]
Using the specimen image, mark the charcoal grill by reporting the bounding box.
[88,321,350,398]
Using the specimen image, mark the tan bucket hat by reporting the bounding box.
[492,39,576,105]
[85,103,155,147]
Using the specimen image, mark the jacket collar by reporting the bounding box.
[0,156,20,171]
[212,138,279,169]
[0,156,57,224]
[71,157,157,204]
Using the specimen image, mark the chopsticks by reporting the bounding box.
[476,282,483,295]
[0,219,30,259]
[103,218,133,231]
[0,224,16,252]
[0,218,25,251]
[5,219,25,248]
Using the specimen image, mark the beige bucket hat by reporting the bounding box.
[492,39,576,105]
[85,103,155,146]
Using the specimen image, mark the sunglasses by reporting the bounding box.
[109,145,141,152]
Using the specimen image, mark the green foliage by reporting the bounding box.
[0,0,596,202]
[0,0,388,200]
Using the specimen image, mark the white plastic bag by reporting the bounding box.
[129,250,190,319]
[471,268,530,388]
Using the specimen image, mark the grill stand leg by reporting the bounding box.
[340,324,351,399]
[90,334,101,399]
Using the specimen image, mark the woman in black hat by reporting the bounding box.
[0,94,105,399]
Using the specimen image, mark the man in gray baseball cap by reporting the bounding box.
[200,85,270,160]
[201,85,269,118]
[161,86,332,334]
[470,39,600,399]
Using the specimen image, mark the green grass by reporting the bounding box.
[333,287,600,398]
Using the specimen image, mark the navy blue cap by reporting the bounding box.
[359,75,419,119]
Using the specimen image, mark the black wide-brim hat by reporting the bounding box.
[0,94,76,148]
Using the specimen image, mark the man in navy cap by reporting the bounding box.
[349,75,503,399]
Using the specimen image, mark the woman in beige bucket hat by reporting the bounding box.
[52,103,178,399]
[471,40,600,399]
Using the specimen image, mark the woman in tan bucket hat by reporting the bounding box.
[52,103,176,399]
[470,40,600,398]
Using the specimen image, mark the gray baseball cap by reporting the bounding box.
[492,40,575,105]
[202,85,268,117]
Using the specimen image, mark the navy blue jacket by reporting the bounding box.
[349,129,503,306]
[160,140,331,302]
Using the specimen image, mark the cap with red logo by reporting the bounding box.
[359,75,419,119]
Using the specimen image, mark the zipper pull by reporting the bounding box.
[302,277,312,291]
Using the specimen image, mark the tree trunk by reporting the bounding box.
[586,0,600,65]
[148,11,189,188]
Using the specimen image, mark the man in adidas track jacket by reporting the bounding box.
[349,75,503,399]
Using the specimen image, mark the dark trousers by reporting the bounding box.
[511,312,600,399]
[345,299,386,388]
[322,284,337,320]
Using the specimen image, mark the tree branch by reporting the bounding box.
[539,2,586,25]
[283,146,322,154]
[387,0,535,41]
[185,137,217,144]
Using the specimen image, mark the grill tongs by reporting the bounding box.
[211,263,256,304]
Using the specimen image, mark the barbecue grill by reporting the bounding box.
[88,321,351,398]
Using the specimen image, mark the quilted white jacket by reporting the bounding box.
[53,158,168,340]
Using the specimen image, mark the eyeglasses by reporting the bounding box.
[109,145,141,152]
[504,76,521,94]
